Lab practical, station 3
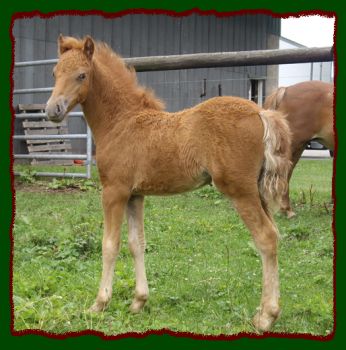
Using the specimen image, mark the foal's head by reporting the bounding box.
[46,35,95,122]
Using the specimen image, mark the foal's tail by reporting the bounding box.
[258,110,291,214]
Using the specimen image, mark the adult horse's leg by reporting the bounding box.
[281,145,305,218]
[280,166,296,219]
[127,195,149,313]
[90,186,129,312]
[215,179,280,331]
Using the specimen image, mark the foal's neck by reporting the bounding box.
[81,60,137,145]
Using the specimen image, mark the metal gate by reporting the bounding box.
[13,58,93,179]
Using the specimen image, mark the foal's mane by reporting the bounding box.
[60,36,165,111]
[93,40,165,111]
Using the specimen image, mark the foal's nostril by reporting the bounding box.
[56,104,61,114]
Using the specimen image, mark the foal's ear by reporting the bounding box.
[58,34,71,56]
[83,36,94,61]
[58,34,79,56]
[58,34,66,56]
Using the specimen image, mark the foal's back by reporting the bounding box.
[97,96,264,195]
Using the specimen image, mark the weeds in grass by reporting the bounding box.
[323,202,331,215]
[299,190,307,205]
[298,185,316,208]
[17,168,37,184]
[284,224,311,241]
[196,185,222,200]
[309,184,316,208]
[46,178,98,191]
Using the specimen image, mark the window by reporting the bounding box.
[249,79,264,107]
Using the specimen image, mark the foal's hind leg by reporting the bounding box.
[90,186,129,312]
[234,193,280,331]
[215,181,280,331]
[127,195,149,313]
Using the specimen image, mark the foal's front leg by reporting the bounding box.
[90,187,129,312]
[127,195,149,313]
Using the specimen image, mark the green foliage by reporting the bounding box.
[17,168,37,184]
[46,178,99,191]
[196,184,223,200]
[12,160,334,336]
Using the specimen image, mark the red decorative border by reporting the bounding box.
[9,7,337,342]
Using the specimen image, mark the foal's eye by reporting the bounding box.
[77,73,86,81]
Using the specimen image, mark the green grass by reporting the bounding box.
[12,159,334,336]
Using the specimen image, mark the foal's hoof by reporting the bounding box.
[129,298,147,314]
[253,310,280,332]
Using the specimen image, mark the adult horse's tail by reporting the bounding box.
[263,86,286,110]
[258,110,291,214]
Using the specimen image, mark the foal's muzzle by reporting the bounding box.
[46,96,68,123]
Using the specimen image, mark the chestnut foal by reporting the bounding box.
[46,35,291,332]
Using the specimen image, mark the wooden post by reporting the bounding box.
[125,47,333,72]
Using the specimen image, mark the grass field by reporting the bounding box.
[12,159,334,336]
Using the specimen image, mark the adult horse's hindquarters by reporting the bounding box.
[264,80,334,218]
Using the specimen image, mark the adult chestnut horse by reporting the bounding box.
[46,35,291,332]
[265,80,334,218]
